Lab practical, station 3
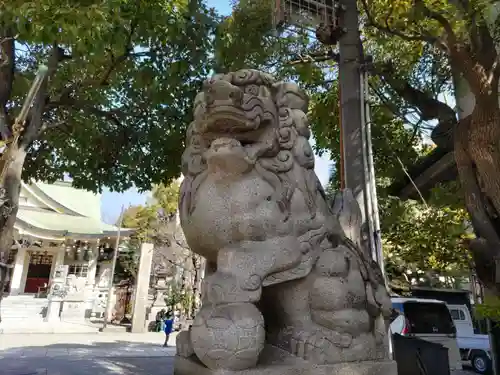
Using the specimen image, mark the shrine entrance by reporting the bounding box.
[24,251,53,294]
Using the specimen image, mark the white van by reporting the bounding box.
[448,304,491,373]
[390,297,463,371]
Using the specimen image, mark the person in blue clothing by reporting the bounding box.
[163,310,174,347]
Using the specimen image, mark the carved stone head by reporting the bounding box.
[180,69,321,225]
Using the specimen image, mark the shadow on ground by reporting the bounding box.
[0,339,175,375]
[0,338,476,375]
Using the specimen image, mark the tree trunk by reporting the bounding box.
[189,254,200,319]
[0,145,27,321]
[454,100,500,295]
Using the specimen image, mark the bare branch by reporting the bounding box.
[99,18,139,86]
[415,0,456,43]
[48,98,125,128]
[54,16,140,105]
[173,230,189,250]
[373,63,457,128]
[38,119,66,135]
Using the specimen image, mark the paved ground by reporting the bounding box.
[0,332,476,375]
[0,332,176,375]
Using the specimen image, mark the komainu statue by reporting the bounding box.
[175,69,396,375]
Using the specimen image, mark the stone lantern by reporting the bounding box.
[148,263,175,326]
[153,269,172,309]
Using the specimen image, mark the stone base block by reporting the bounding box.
[174,346,397,375]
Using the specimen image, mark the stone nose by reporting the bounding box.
[204,81,244,107]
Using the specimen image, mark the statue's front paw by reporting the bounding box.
[191,303,265,370]
[202,272,262,304]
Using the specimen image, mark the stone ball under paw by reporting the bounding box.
[190,303,265,371]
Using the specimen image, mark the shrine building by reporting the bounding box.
[5,180,134,296]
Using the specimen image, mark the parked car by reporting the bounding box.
[390,297,463,371]
[448,303,491,374]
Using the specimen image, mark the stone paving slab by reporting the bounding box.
[0,332,476,375]
[0,358,477,375]
[1,356,176,375]
[0,321,105,334]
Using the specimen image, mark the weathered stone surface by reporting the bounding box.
[174,346,397,375]
[177,69,395,373]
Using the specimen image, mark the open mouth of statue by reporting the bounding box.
[202,106,259,134]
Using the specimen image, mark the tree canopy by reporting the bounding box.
[0,0,490,292]
[1,0,217,193]
[220,0,476,289]
[121,182,181,241]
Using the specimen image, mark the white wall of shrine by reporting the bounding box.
[9,239,103,296]
[7,181,127,297]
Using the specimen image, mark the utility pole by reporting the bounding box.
[336,0,376,260]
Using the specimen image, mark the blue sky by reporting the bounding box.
[99,0,333,224]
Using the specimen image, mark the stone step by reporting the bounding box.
[2,307,45,310]
[1,313,44,317]
[1,306,47,318]
[2,301,48,308]
[0,317,44,322]
[3,298,47,302]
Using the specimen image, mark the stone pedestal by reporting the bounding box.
[44,264,68,322]
[174,346,397,375]
[44,298,62,322]
[146,275,171,329]
[60,299,86,321]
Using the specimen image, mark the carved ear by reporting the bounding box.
[272,82,309,112]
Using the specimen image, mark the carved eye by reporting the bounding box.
[245,85,259,95]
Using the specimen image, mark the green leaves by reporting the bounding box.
[3,0,217,193]
[152,182,180,216]
[121,204,159,243]
[381,189,472,282]
[121,182,181,242]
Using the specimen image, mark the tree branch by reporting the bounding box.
[48,98,125,128]
[20,45,71,148]
[373,63,457,131]
[0,33,15,141]
[99,18,139,86]
[360,0,441,46]
[415,0,457,45]
[413,0,492,95]
[54,17,139,105]
[38,119,66,135]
